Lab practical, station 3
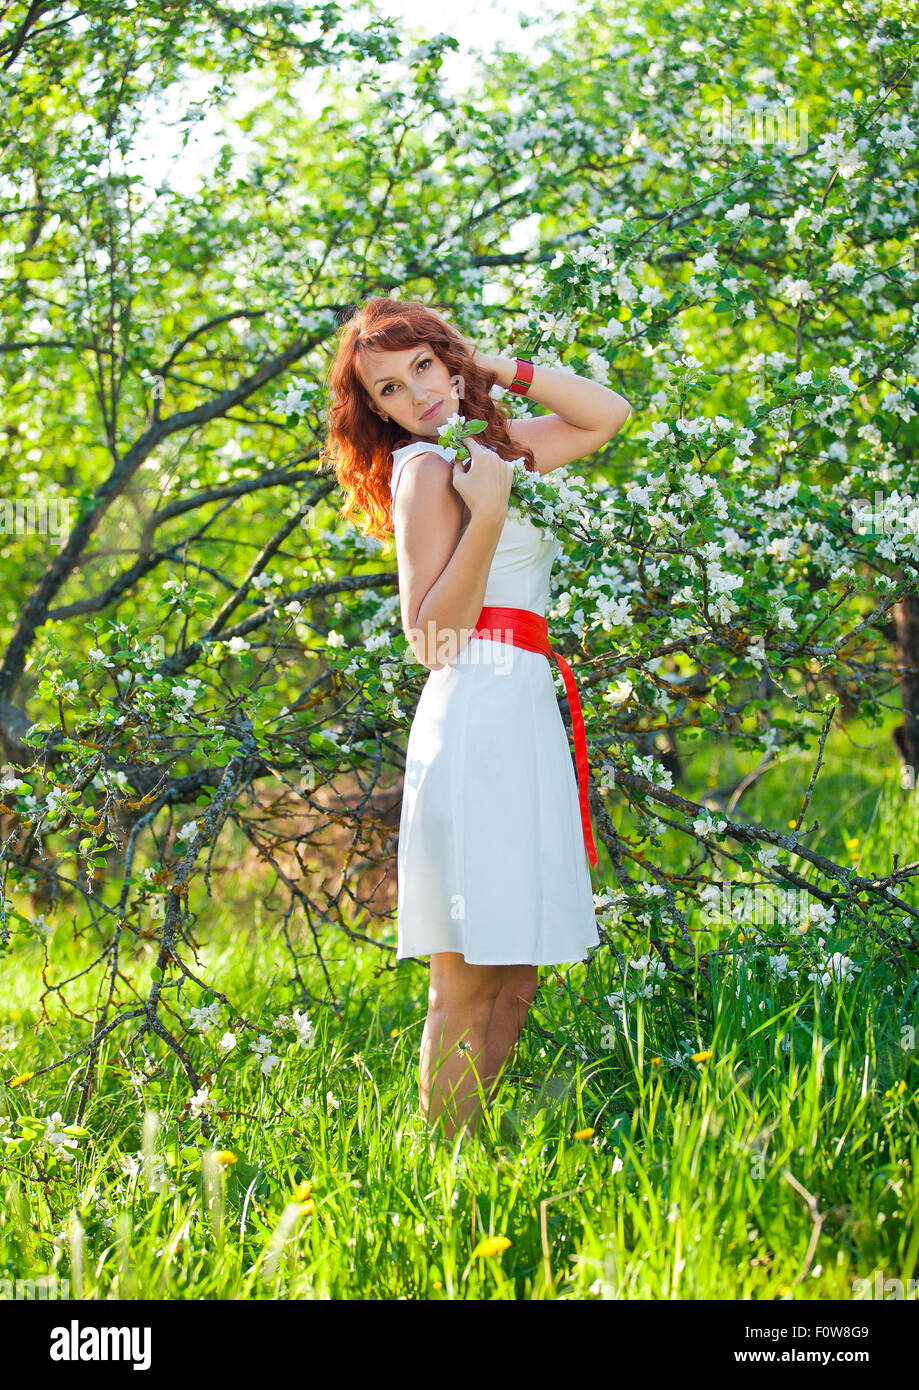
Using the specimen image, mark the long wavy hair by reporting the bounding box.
[319,296,537,542]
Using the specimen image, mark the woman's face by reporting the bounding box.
[357,341,461,441]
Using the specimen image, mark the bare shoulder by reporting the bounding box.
[393,449,464,529]
[391,450,467,648]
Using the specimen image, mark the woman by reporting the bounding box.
[323,296,631,1141]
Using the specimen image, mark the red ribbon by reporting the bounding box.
[469,604,599,870]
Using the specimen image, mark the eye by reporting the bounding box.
[380,359,430,396]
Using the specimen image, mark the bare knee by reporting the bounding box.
[427,953,506,1016]
[496,965,539,1013]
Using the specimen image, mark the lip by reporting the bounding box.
[420,400,442,420]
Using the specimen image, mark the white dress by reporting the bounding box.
[391,439,601,966]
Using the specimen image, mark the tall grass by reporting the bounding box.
[0,714,916,1299]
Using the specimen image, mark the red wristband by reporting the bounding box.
[507,358,534,395]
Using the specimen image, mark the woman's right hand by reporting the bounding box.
[449,435,512,525]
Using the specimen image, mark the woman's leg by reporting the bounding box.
[420,953,505,1141]
[482,965,539,1103]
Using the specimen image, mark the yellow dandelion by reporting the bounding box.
[473,1235,511,1258]
[573,1127,595,1141]
[214,1151,237,1165]
[692,1049,714,1063]
[845,837,860,851]
[649,1057,662,1066]
[299,1198,315,1216]
[390,1027,399,1037]
[293,1179,313,1201]
[433,1279,443,1290]
[8,1072,34,1088]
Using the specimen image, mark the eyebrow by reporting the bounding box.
[373,349,428,388]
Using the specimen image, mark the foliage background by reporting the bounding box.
[0,0,917,1300]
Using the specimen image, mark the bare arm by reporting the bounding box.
[394,452,506,670]
[476,350,631,474]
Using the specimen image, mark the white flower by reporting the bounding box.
[218,1032,237,1052]
[828,364,856,392]
[626,482,651,507]
[226,636,251,654]
[42,1113,79,1155]
[826,952,860,983]
[290,1009,315,1048]
[271,377,317,415]
[189,1001,221,1034]
[776,275,815,306]
[188,1086,213,1116]
[606,678,634,705]
[585,349,611,383]
[177,821,198,842]
[596,594,633,629]
[326,630,346,648]
[597,319,624,342]
[122,1152,143,1180]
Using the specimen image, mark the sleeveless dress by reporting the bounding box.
[391,439,601,966]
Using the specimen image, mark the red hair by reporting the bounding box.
[318,296,537,542]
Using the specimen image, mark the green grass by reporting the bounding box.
[0,712,917,1299]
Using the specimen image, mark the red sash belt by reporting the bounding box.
[469,604,599,870]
